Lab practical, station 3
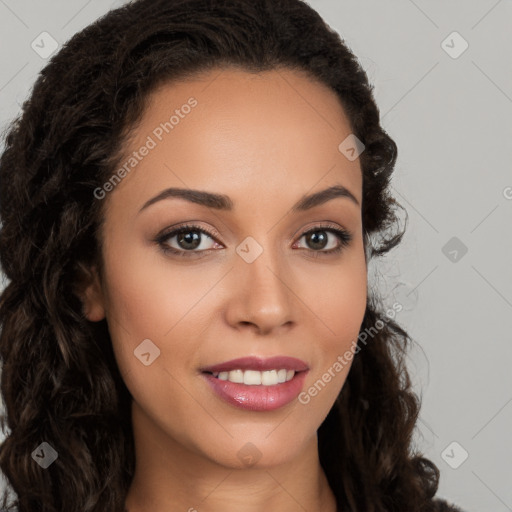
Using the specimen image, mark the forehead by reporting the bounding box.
[109,67,362,212]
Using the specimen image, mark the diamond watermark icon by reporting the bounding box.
[441,31,469,59]
[31,31,59,59]
[441,441,469,469]
[134,338,161,366]
[32,442,58,469]
[338,134,365,161]
[236,236,263,263]
[237,442,262,467]
[442,237,468,263]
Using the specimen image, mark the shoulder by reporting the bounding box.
[432,497,465,512]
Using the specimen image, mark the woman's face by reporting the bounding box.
[83,67,367,468]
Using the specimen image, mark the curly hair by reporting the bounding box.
[0,1,460,511]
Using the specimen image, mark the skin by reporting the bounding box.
[81,67,367,512]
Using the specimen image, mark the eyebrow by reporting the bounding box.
[138,184,359,214]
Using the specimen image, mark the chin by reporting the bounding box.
[203,428,316,470]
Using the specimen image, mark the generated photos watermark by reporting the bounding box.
[298,301,403,405]
[93,97,198,200]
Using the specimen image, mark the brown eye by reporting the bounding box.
[295,226,352,255]
[156,224,220,256]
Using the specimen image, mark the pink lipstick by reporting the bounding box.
[200,356,309,412]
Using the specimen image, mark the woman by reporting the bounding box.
[0,0,465,511]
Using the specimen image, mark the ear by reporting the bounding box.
[74,262,106,322]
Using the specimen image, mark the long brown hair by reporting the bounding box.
[0,1,454,511]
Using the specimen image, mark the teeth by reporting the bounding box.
[261,369,277,385]
[214,369,296,385]
[244,370,261,385]
[229,369,244,383]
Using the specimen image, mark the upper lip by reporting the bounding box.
[200,356,309,373]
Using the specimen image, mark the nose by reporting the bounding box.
[225,245,295,336]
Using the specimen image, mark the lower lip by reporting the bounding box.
[201,371,309,411]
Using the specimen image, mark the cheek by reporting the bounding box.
[300,248,367,406]
[314,274,366,335]
[100,241,219,379]
[102,230,213,330]
[309,247,367,343]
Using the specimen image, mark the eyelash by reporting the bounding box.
[154,223,353,258]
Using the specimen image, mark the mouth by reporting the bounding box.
[199,356,309,411]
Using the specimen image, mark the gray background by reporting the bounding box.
[0,1,511,511]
